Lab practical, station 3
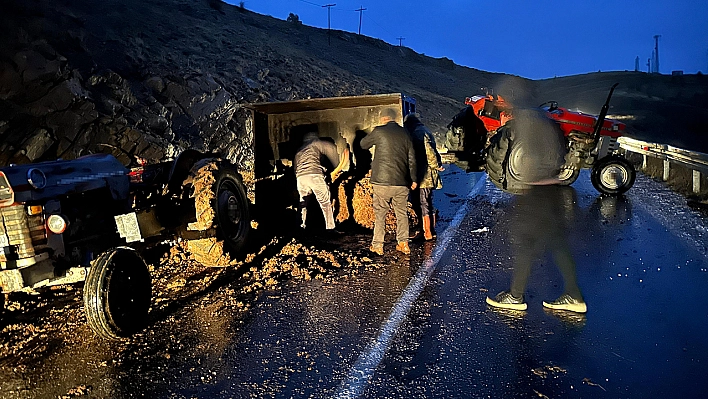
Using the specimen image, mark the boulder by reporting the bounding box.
[21,128,54,161]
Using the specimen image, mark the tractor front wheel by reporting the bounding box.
[84,247,151,340]
[591,156,636,195]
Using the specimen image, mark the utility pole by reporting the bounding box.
[323,4,336,45]
[653,34,661,73]
[635,56,639,72]
[397,37,405,47]
[647,58,651,73]
[355,6,366,35]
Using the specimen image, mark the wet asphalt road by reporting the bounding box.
[4,166,708,398]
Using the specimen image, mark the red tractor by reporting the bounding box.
[465,84,636,195]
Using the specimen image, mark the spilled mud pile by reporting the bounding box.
[0,229,383,371]
[336,175,418,231]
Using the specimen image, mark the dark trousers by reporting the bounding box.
[410,188,434,217]
[509,186,583,301]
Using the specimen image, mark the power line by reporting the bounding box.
[297,0,322,6]
[291,1,405,48]
[366,13,400,45]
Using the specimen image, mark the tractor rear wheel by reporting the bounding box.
[591,156,636,195]
[84,247,151,340]
[184,160,250,266]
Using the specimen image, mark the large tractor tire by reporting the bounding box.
[84,247,151,340]
[591,155,636,195]
[184,160,250,267]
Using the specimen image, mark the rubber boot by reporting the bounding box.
[423,215,434,241]
[409,212,422,240]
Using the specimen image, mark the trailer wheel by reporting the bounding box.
[557,167,580,186]
[84,247,151,340]
[185,161,250,266]
[591,156,636,195]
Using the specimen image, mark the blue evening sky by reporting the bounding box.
[227,0,708,80]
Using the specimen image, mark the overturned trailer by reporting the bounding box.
[244,93,416,230]
[0,93,415,340]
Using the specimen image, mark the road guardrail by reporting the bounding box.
[618,137,708,195]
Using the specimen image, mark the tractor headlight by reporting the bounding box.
[47,214,68,234]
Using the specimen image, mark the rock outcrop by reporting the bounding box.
[1,0,706,172]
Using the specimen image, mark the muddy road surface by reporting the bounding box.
[1,166,707,398]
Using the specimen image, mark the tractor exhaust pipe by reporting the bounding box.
[592,83,619,143]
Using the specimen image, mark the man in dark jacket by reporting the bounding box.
[485,108,567,194]
[360,108,417,255]
[445,105,488,171]
[485,108,586,313]
[404,113,443,241]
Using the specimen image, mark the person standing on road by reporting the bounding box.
[445,104,488,171]
[294,128,349,233]
[484,108,587,313]
[488,185,586,313]
[360,108,417,255]
[404,113,444,241]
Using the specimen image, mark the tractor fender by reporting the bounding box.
[166,149,220,196]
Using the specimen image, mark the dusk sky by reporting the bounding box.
[228,0,708,80]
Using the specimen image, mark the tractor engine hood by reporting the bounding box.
[0,154,130,205]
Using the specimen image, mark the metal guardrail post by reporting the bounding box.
[663,159,670,181]
[694,170,702,194]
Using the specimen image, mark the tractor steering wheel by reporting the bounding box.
[539,101,558,111]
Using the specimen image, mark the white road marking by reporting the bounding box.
[334,174,487,399]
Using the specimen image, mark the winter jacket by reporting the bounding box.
[360,121,416,187]
[445,106,488,172]
[294,137,340,178]
[407,122,442,189]
[485,108,567,194]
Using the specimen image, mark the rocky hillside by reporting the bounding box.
[1,0,707,169]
